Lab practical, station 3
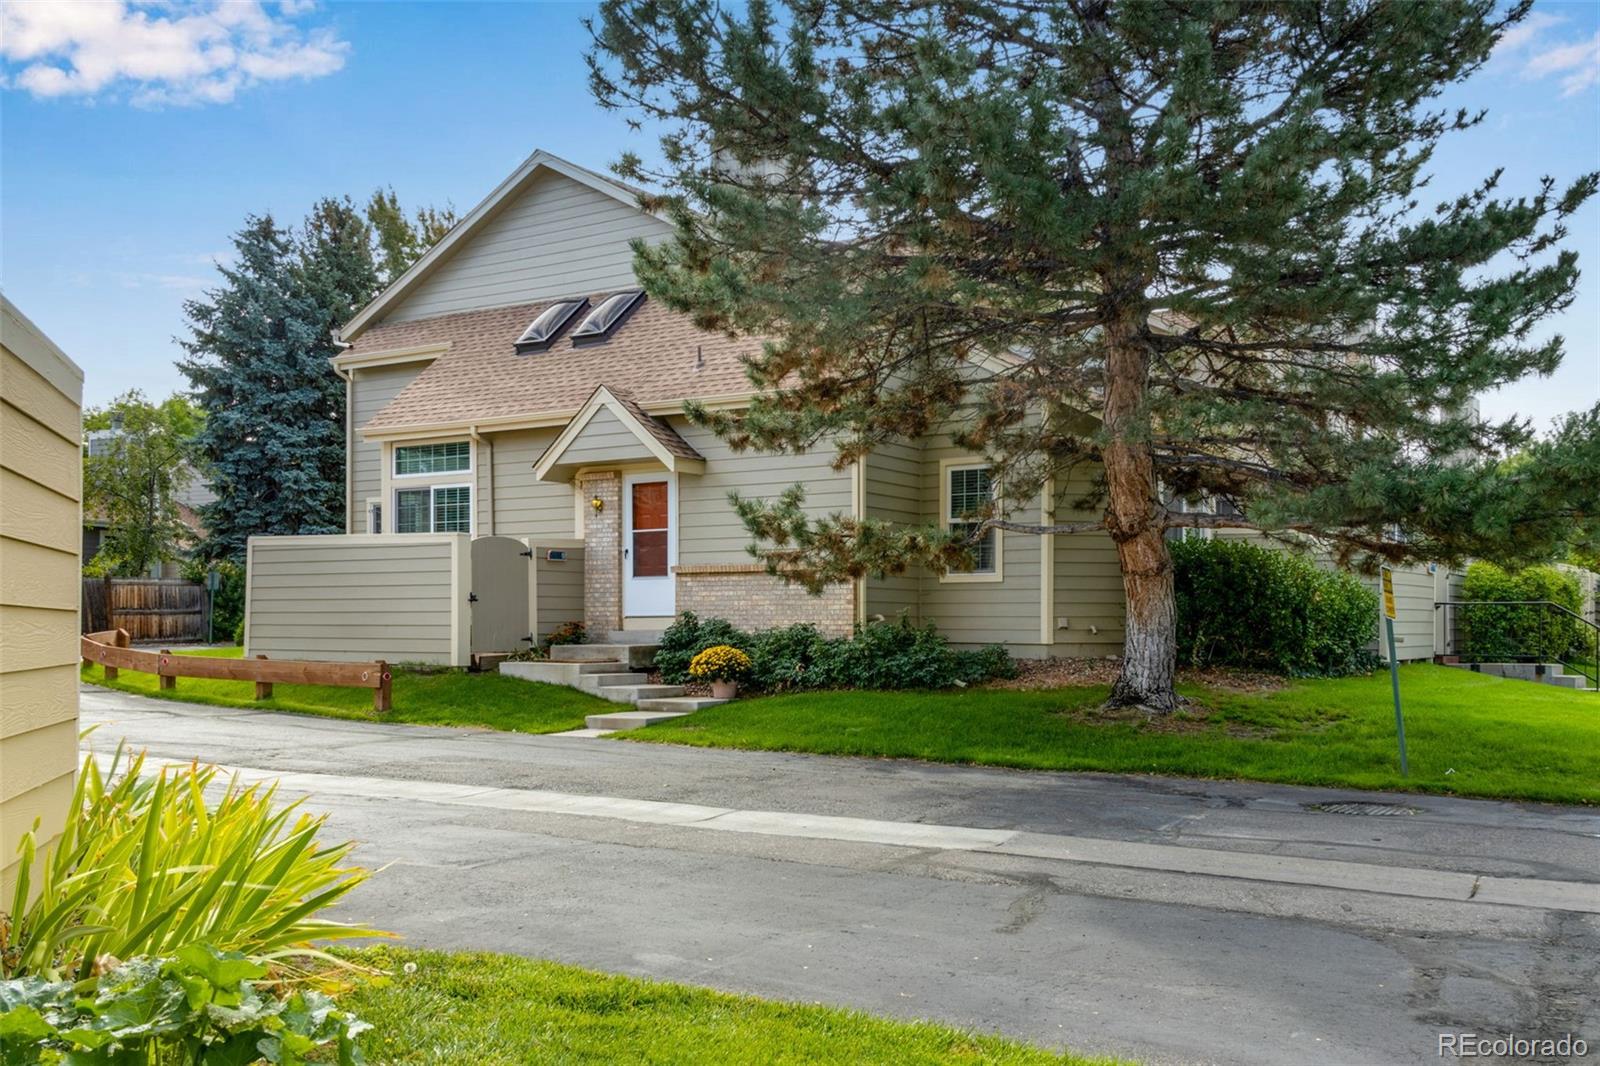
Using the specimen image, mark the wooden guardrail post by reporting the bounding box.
[158,649,176,691]
[104,628,130,680]
[254,655,273,700]
[374,661,392,713]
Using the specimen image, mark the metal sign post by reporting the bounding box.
[1381,568,1408,776]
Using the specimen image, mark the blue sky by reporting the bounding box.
[3,1,1597,428]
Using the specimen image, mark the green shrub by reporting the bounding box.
[656,613,752,684]
[657,613,1016,691]
[1458,562,1587,663]
[182,559,245,644]
[543,620,586,650]
[745,623,827,691]
[3,747,380,982]
[0,945,369,1066]
[1172,538,1378,676]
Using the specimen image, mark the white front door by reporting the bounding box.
[622,472,675,617]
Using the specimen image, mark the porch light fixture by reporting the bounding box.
[591,495,605,512]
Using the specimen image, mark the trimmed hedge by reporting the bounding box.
[656,612,1017,691]
[1458,562,1588,663]
[1172,538,1378,676]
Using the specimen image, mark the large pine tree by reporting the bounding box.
[591,0,1599,710]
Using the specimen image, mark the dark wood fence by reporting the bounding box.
[81,578,208,643]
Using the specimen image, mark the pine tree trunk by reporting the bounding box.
[1100,306,1180,713]
[1107,525,1178,711]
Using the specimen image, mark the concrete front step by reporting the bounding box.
[1447,661,1594,690]
[584,710,692,731]
[575,671,651,692]
[499,660,627,686]
[634,697,730,713]
[550,643,658,668]
[606,630,667,645]
[591,684,687,705]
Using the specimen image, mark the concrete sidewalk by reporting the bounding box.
[81,685,1600,1065]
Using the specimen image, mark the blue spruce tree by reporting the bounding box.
[179,207,374,559]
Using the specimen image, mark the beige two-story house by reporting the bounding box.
[312,149,1127,658]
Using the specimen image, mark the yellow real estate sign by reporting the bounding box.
[1381,568,1397,621]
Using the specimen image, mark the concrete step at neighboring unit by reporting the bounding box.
[584,710,693,731]
[576,672,652,692]
[550,643,659,668]
[634,697,730,713]
[499,660,628,686]
[591,684,686,705]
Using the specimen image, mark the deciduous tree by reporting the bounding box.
[82,391,203,575]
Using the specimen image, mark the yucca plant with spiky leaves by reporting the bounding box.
[1,746,383,982]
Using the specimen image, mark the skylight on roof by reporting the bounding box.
[515,299,588,353]
[570,290,645,342]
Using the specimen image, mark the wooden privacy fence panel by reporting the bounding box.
[82,629,392,712]
[81,578,208,642]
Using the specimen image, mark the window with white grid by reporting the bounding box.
[394,441,470,477]
[946,465,996,574]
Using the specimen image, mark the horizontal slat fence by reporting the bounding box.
[81,629,392,711]
[81,577,208,643]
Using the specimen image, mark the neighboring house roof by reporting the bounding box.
[337,150,661,345]
[356,293,760,435]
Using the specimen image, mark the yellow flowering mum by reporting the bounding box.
[688,644,752,682]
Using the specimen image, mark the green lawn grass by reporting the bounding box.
[335,947,1113,1065]
[625,664,1600,805]
[81,647,608,735]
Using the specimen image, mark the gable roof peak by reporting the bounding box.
[337,149,661,345]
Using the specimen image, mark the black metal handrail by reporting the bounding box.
[1434,599,1599,690]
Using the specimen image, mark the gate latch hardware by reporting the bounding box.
[520,549,534,557]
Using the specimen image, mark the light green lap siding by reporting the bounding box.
[862,438,922,622]
[246,536,462,664]
[351,364,429,532]
[673,418,853,567]
[485,429,576,539]
[534,547,586,638]
[1051,468,1124,655]
[558,408,655,467]
[916,433,1041,647]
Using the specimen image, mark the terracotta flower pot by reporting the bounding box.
[711,680,738,700]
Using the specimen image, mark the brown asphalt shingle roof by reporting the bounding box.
[608,390,704,461]
[354,294,760,432]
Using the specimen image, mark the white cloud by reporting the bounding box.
[1490,10,1600,97]
[0,0,348,106]
[1492,10,1563,58]
[1526,29,1600,97]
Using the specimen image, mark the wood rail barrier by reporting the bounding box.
[81,629,392,712]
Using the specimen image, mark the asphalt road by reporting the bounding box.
[80,685,1600,1065]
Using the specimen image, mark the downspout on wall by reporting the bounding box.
[472,424,494,536]
[335,360,354,533]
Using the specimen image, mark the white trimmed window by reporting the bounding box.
[943,462,1000,579]
[394,441,470,477]
[395,484,472,534]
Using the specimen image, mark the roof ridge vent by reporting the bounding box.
[515,297,588,354]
